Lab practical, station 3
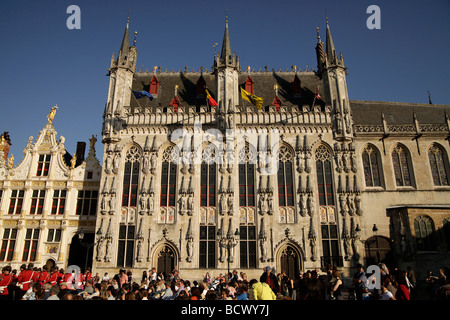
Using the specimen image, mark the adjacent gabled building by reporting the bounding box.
[0,110,101,272]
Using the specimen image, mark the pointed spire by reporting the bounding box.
[220,16,232,63]
[119,15,130,59]
[325,19,337,63]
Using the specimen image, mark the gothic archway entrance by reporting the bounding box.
[364,236,393,267]
[277,243,303,279]
[156,245,176,278]
[67,233,95,273]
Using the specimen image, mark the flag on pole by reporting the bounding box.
[205,88,218,107]
[314,86,321,100]
[132,90,154,100]
[240,87,263,110]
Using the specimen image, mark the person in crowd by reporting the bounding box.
[252,280,276,300]
[330,269,343,300]
[260,266,279,295]
[394,272,410,300]
[47,285,60,300]
[0,266,13,300]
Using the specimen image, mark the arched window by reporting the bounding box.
[277,145,294,207]
[414,215,436,251]
[392,144,414,187]
[238,144,256,207]
[122,146,141,207]
[428,144,449,186]
[362,145,382,187]
[160,146,178,207]
[201,145,217,207]
[315,144,334,206]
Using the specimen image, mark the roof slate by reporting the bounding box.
[130,71,326,110]
[350,100,450,125]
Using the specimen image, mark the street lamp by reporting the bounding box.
[372,224,378,234]
[217,226,240,278]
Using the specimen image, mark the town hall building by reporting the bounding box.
[1,18,450,282]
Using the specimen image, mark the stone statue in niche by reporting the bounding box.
[108,195,116,215]
[219,194,227,215]
[112,153,120,174]
[96,238,104,262]
[147,195,155,215]
[105,154,112,173]
[227,194,234,215]
[104,238,112,262]
[259,194,267,215]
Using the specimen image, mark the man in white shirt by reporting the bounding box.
[379,285,395,300]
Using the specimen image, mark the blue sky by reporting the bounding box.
[0,0,449,162]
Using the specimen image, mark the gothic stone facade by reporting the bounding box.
[91,20,450,281]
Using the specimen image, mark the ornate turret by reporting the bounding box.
[103,16,138,143]
[212,17,240,122]
[316,19,352,141]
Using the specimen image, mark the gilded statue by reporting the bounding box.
[47,105,59,124]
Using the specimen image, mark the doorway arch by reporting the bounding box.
[67,232,95,273]
[364,236,393,267]
[276,242,303,279]
[152,241,179,278]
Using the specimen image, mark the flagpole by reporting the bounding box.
[312,95,317,110]
[130,87,144,110]
[311,86,319,110]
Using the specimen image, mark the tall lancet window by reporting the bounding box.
[277,145,294,207]
[392,144,414,187]
[160,146,178,207]
[122,146,141,207]
[428,144,449,186]
[200,144,217,207]
[362,145,383,187]
[315,144,334,206]
[238,144,256,207]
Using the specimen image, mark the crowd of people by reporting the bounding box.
[0,262,449,301]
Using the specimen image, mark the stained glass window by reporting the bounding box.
[201,145,217,207]
[240,225,257,268]
[277,145,294,207]
[122,146,141,207]
[199,226,216,268]
[392,145,413,187]
[362,145,382,187]
[414,216,436,251]
[160,146,178,207]
[428,144,449,186]
[117,225,135,267]
[315,144,334,206]
[238,144,256,207]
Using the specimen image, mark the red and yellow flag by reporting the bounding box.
[205,88,218,107]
